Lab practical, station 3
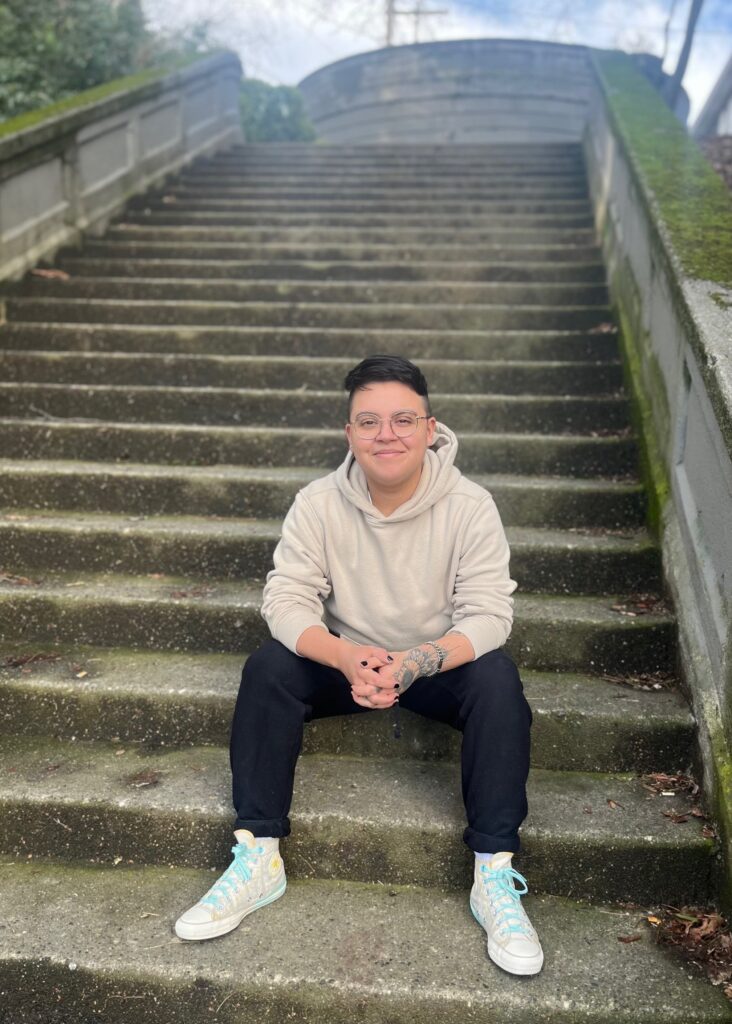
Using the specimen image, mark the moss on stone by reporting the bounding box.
[0,52,221,141]
[594,52,732,287]
[614,299,671,538]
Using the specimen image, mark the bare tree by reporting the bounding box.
[664,0,704,111]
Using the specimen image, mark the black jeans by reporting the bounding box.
[229,638,532,854]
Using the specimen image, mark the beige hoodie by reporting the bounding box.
[260,422,516,658]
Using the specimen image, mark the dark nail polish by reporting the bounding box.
[394,683,400,690]
[360,660,368,667]
[387,655,394,662]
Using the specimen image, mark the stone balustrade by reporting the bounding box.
[0,52,242,280]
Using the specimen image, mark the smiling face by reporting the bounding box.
[345,380,436,507]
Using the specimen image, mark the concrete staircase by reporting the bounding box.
[0,142,728,1022]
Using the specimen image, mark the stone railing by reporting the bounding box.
[0,52,242,280]
[583,52,732,904]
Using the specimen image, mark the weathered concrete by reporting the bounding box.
[0,650,693,772]
[0,576,674,672]
[0,737,711,903]
[0,383,629,433]
[0,351,622,394]
[584,52,732,906]
[56,255,608,283]
[0,136,723,1017]
[0,460,647,527]
[0,421,639,476]
[4,296,612,330]
[0,322,623,360]
[1,864,728,1024]
[0,513,659,594]
[0,54,242,283]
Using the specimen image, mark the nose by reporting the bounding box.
[375,416,398,440]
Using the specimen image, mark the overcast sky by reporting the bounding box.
[144,0,732,125]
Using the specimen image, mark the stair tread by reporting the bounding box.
[0,571,670,622]
[0,509,655,552]
[0,458,641,490]
[0,735,705,850]
[0,381,625,402]
[1,862,726,1023]
[0,645,691,725]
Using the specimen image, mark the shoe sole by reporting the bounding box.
[175,879,287,941]
[470,898,544,976]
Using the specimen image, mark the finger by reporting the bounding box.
[359,654,389,671]
[351,691,378,709]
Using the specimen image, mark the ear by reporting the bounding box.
[426,416,437,445]
[344,422,353,449]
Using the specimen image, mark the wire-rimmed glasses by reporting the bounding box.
[349,412,430,439]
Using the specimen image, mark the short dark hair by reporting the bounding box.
[344,355,431,416]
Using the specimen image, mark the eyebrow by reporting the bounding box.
[354,408,420,416]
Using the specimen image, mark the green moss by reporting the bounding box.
[614,301,671,537]
[710,291,732,311]
[0,52,223,141]
[594,52,732,287]
[708,726,732,913]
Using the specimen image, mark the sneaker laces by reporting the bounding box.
[480,862,533,937]
[200,842,263,912]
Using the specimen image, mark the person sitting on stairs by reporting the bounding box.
[175,353,543,977]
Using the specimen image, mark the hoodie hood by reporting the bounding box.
[334,421,462,524]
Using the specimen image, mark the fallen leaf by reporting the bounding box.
[0,572,41,586]
[113,856,123,865]
[126,769,162,789]
[30,268,71,281]
[3,653,60,668]
[607,799,625,810]
[663,809,690,824]
[618,934,642,943]
[702,824,718,839]
[75,670,88,679]
[589,321,618,334]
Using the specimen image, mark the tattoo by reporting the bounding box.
[394,644,441,694]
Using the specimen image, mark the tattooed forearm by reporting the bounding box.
[394,644,441,694]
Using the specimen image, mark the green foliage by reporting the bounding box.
[0,0,151,119]
[240,79,315,142]
[595,52,732,287]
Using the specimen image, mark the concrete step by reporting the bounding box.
[0,323,622,361]
[0,353,623,396]
[3,863,727,1024]
[0,647,691,773]
[76,239,604,263]
[0,421,638,476]
[120,209,595,229]
[9,275,610,306]
[0,574,674,673]
[163,181,591,199]
[0,384,629,433]
[180,170,589,190]
[55,256,608,283]
[105,223,598,245]
[130,196,593,215]
[0,736,708,903]
[0,461,647,529]
[4,297,612,330]
[0,513,660,594]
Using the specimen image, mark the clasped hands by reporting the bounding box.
[338,644,423,710]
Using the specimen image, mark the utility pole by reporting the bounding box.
[386,0,396,47]
[385,0,448,46]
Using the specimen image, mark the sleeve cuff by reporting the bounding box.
[448,615,511,660]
